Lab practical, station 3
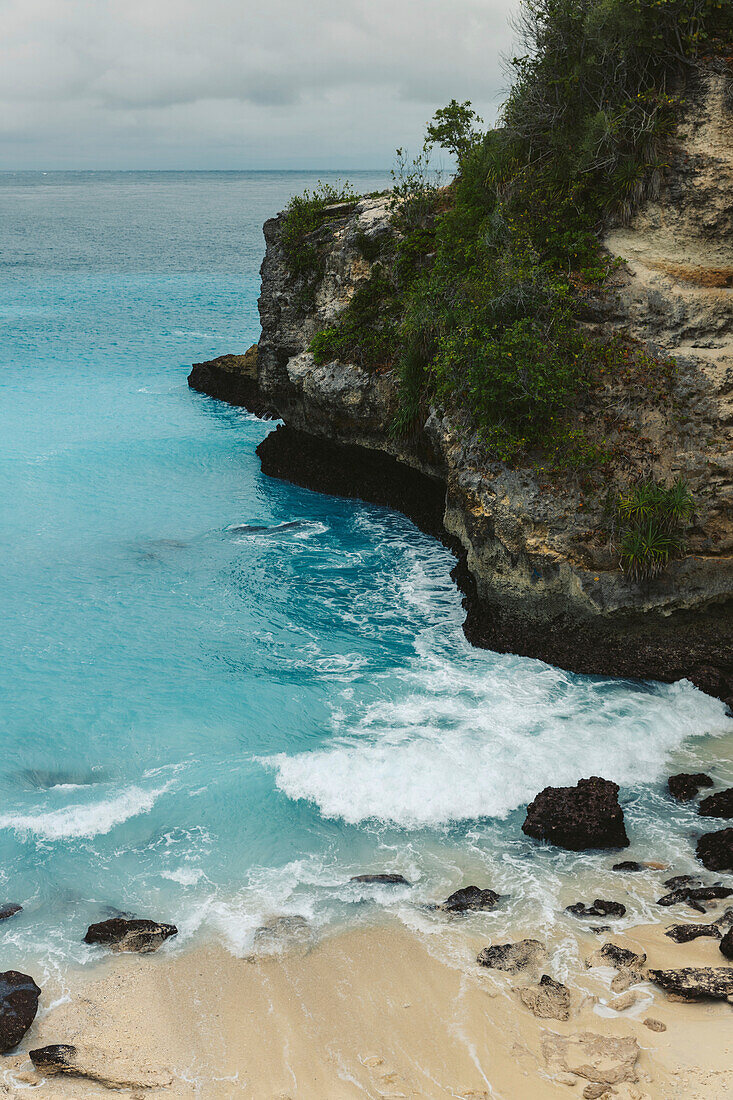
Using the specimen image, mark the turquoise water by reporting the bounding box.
[0,172,731,971]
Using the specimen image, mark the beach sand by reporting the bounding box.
[2,916,732,1098]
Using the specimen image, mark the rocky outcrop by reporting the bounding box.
[697,827,733,871]
[437,886,501,912]
[477,939,546,973]
[188,72,733,699]
[0,904,22,921]
[83,917,178,953]
[668,772,714,801]
[0,971,40,1052]
[522,777,629,851]
[699,787,733,817]
[648,966,733,1001]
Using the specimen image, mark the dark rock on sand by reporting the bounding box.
[0,904,22,921]
[648,966,733,1001]
[697,827,733,872]
[657,885,733,913]
[29,1044,174,1090]
[83,918,177,953]
[522,777,629,851]
[699,788,733,818]
[350,873,411,885]
[720,927,733,959]
[668,773,714,801]
[663,875,702,889]
[612,861,644,872]
[665,922,722,943]
[567,900,626,919]
[477,939,545,973]
[0,971,41,1052]
[587,943,647,971]
[439,886,501,912]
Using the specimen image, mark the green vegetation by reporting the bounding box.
[280,180,358,306]
[614,478,695,580]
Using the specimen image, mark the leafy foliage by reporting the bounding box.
[614,478,695,580]
[280,180,358,305]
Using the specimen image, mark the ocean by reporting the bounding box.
[0,171,731,980]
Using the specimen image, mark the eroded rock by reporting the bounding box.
[587,943,646,971]
[665,922,722,943]
[720,927,733,959]
[83,918,177,953]
[438,886,500,912]
[477,939,546,973]
[648,966,733,1001]
[657,884,732,912]
[522,777,629,851]
[0,905,22,922]
[518,974,571,1020]
[29,1044,174,1090]
[542,1031,639,1086]
[699,788,733,818]
[0,971,41,1053]
[668,773,714,801]
[567,899,626,919]
[697,827,733,872]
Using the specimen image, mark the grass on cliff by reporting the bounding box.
[614,478,695,580]
[280,180,358,307]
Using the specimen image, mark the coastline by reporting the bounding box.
[6,916,733,1097]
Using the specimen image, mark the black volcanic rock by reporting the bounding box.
[720,927,733,959]
[612,861,644,872]
[697,827,733,872]
[665,923,722,943]
[522,777,629,851]
[0,971,41,1052]
[567,899,626,919]
[350,874,411,886]
[477,939,545,973]
[648,966,733,1001]
[663,875,702,889]
[439,886,500,912]
[668,773,714,801]
[83,918,177,953]
[698,788,733,818]
[657,885,733,912]
[0,904,22,921]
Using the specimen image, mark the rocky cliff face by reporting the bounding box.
[189,74,733,705]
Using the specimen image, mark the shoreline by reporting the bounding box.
[5,915,733,1097]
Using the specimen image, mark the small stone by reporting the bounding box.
[541,1031,639,1086]
[667,773,713,801]
[477,939,545,973]
[643,1017,666,1032]
[252,915,311,953]
[611,968,645,994]
[350,874,410,885]
[611,990,640,1011]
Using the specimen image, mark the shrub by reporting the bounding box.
[280,180,358,302]
[614,478,694,580]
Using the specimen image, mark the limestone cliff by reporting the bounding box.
[189,74,733,705]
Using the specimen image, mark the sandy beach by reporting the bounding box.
[3,913,732,1099]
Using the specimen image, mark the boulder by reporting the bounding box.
[83,918,177,953]
[522,777,629,851]
[518,974,571,1020]
[720,927,733,959]
[541,1031,639,1086]
[663,874,702,889]
[665,922,722,943]
[648,966,733,1000]
[611,861,643,872]
[587,943,646,971]
[699,788,733,818]
[697,827,733,872]
[29,1044,173,1090]
[0,905,22,921]
[477,939,546,973]
[350,873,410,885]
[667,773,714,801]
[438,886,500,912]
[567,900,626,919]
[0,971,41,1052]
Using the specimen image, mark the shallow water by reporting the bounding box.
[0,171,731,978]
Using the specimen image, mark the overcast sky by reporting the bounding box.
[1,0,518,169]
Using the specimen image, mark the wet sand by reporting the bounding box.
[3,916,732,1098]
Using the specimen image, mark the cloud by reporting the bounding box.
[0,0,518,168]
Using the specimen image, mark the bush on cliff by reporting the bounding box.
[281,180,358,307]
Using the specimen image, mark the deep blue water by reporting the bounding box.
[0,171,731,971]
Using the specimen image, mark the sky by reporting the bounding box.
[1,0,518,170]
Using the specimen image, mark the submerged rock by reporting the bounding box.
[611,861,643,872]
[657,884,733,912]
[29,1044,173,1090]
[699,788,733,818]
[522,777,629,851]
[648,966,733,1001]
[567,899,626,919]
[438,886,500,912]
[83,918,177,953]
[668,773,714,801]
[0,971,41,1052]
[0,904,22,921]
[663,874,702,889]
[517,974,571,1020]
[697,827,733,872]
[350,873,410,885]
[477,939,546,973]
[252,915,312,954]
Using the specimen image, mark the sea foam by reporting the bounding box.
[0,784,169,841]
